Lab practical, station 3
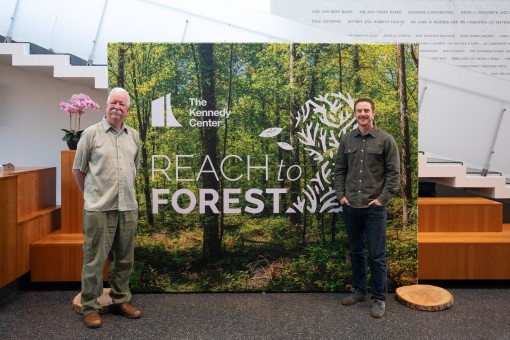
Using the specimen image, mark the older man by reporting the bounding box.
[73,87,141,328]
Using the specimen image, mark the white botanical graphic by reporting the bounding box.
[276,142,293,151]
[259,127,283,137]
[260,92,357,214]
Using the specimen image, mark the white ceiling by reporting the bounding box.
[0,0,348,65]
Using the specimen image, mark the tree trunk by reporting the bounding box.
[220,44,234,249]
[275,97,286,215]
[303,47,321,244]
[352,45,362,92]
[410,44,419,72]
[127,48,154,227]
[397,43,412,230]
[198,43,221,262]
[288,43,302,228]
[338,44,343,93]
[117,46,125,88]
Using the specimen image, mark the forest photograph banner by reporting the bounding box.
[107,42,418,293]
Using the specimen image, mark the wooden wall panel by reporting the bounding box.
[31,243,84,282]
[418,197,502,232]
[0,176,18,287]
[61,151,84,233]
[31,234,108,282]
[16,210,60,277]
[0,168,59,288]
[17,168,56,218]
[418,243,510,279]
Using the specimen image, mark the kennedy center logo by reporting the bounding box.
[152,94,231,128]
[151,93,182,127]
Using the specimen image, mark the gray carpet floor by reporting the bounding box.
[1,288,510,339]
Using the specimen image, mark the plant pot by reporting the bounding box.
[66,135,81,150]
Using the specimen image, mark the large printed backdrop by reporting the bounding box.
[107,43,418,292]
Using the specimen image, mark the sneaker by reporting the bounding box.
[341,291,367,306]
[370,299,385,318]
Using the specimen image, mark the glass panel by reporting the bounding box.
[2,0,276,64]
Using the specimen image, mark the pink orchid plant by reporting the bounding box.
[59,93,100,141]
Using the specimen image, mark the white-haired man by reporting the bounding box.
[73,87,141,328]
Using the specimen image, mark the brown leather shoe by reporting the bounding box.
[118,303,141,319]
[83,311,102,328]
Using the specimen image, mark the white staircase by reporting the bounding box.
[0,41,107,89]
[419,153,510,199]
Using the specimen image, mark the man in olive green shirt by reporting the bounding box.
[334,98,400,318]
[73,87,141,328]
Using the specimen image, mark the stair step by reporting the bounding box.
[418,225,510,279]
[418,197,503,232]
[17,205,60,225]
[0,41,107,88]
[30,231,107,282]
[419,154,510,199]
[466,167,501,176]
[31,232,83,244]
[419,224,510,243]
[427,158,463,165]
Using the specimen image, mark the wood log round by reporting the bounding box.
[396,284,454,311]
[72,288,114,314]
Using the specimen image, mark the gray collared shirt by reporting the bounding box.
[334,126,400,208]
[73,117,140,211]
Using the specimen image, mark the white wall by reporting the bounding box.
[419,58,510,178]
[0,63,107,203]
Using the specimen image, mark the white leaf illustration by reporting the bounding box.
[277,142,293,150]
[259,127,282,137]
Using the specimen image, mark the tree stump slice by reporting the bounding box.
[396,284,454,311]
[72,288,114,314]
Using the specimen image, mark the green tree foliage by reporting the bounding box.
[108,43,419,292]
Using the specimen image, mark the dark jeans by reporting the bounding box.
[343,204,387,301]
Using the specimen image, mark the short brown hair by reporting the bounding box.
[354,98,375,112]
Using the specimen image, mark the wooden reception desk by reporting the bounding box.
[0,167,60,288]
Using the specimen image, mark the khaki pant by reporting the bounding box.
[81,210,138,315]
